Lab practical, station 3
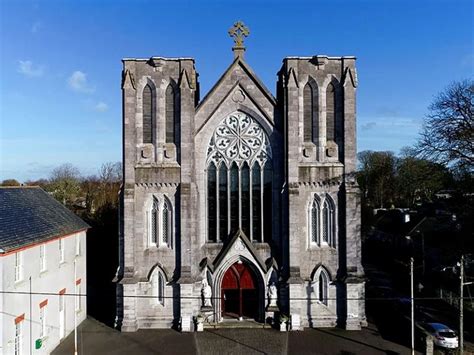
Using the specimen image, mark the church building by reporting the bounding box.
[116,22,366,331]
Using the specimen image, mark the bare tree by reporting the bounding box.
[0,179,21,186]
[99,162,122,183]
[49,163,81,205]
[357,150,397,208]
[417,80,473,169]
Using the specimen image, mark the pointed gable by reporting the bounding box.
[212,229,267,273]
[195,57,276,133]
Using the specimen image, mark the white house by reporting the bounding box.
[0,187,89,354]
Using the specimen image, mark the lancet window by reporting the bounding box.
[207,112,272,243]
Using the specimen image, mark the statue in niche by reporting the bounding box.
[267,282,278,307]
[201,279,212,308]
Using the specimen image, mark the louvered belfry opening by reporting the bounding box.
[142,84,153,144]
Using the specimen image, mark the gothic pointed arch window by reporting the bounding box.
[151,268,165,306]
[322,195,335,246]
[303,83,313,143]
[326,83,336,142]
[206,112,272,243]
[165,84,178,144]
[148,196,172,248]
[309,195,320,245]
[150,197,159,245]
[162,198,171,246]
[314,267,330,306]
[308,194,335,247]
[304,81,319,144]
[143,84,154,144]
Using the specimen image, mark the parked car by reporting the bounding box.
[422,323,459,349]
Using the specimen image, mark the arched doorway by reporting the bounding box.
[221,262,258,319]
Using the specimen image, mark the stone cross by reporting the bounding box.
[228,21,250,58]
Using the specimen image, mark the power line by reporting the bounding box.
[0,290,471,301]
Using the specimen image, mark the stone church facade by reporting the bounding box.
[116,23,366,331]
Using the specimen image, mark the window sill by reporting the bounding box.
[308,244,336,250]
[14,279,25,286]
[148,244,172,250]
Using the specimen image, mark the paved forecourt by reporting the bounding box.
[52,318,420,355]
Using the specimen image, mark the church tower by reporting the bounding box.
[116,22,366,331]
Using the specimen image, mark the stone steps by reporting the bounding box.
[204,320,273,329]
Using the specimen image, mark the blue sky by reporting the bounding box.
[1,0,472,182]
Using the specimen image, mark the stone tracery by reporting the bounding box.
[207,112,272,168]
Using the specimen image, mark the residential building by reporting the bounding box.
[0,187,89,354]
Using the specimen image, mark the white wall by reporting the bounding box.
[1,230,87,354]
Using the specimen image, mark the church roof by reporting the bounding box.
[196,56,276,112]
[0,187,89,254]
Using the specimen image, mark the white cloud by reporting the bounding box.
[17,60,44,77]
[94,101,108,112]
[68,71,94,93]
[31,21,42,34]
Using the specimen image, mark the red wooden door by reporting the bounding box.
[221,262,258,319]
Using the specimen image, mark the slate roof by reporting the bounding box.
[0,187,89,253]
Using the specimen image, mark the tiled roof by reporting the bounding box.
[0,187,89,253]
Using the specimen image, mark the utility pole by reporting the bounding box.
[460,255,464,355]
[74,258,78,355]
[410,257,414,355]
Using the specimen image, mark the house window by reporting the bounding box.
[59,238,65,263]
[14,252,23,282]
[148,196,172,248]
[309,194,335,247]
[40,244,47,272]
[152,269,165,306]
[206,112,273,243]
[39,302,47,338]
[14,319,23,355]
[314,267,330,306]
[75,234,81,256]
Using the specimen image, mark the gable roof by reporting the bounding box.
[196,57,277,113]
[212,229,267,272]
[0,187,89,253]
